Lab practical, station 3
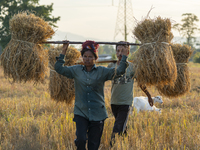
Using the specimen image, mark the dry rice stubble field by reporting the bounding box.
[0,62,199,150]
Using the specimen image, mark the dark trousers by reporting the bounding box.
[73,115,104,150]
[110,104,130,146]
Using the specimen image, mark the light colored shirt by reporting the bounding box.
[55,54,128,121]
[107,61,135,106]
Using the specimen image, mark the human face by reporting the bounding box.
[116,45,129,61]
[82,50,97,67]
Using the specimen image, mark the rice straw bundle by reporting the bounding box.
[0,12,54,83]
[171,44,192,63]
[133,17,177,87]
[49,46,81,104]
[156,44,192,98]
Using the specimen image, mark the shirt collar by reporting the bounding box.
[82,64,97,71]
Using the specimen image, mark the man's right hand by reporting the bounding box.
[148,97,153,107]
[61,40,69,55]
[139,85,153,107]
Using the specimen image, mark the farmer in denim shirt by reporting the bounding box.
[55,40,129,150]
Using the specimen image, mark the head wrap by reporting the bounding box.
[81,40,99,58]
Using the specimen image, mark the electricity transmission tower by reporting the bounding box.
[114,0,135,41]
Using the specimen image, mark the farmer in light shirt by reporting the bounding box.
[107,41,153,147]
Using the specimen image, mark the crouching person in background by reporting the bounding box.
[107,41,153,147]
[55,40,129,150]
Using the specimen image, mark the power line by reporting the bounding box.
[51,5,114,8]
[114,0,134,41]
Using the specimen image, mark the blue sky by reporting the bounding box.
[39,0,200,42]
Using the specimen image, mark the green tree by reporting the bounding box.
[112,53,117,60]
[193,52,200,63]
[173,13,199,47]
[103,45,115,55]
[0,0,60,48]
[130,39,140,53]
[98,46,104,55]
[98,45,115,55]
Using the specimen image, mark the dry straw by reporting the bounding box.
[0,12,54,83]
[133,16,177,87]
[49,46,81,104]
[157,44,192,98]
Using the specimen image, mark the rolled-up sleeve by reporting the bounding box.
[105,55,128,80]
[116,55,128,75]
[54,54,74,79]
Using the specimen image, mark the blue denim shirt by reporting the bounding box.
[55,54,128,121]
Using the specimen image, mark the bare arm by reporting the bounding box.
[61,40,69,55]
[139,85,153,106]
[54,40,74,79]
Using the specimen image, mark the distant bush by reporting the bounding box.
[193,52,200,63]
[112,53,117,60]
[128,50,139,63]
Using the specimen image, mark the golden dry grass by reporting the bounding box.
[0,63,199,150]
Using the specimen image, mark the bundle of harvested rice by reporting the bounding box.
[133,16,177,87]
[157,44,192,98]
[49,46,81,104]
[170,44,192,63]
[0,12,54,83]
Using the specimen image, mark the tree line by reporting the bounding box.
[0,0,60,48]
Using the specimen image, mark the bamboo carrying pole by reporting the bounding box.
[43,41,141,46]
[45,41,135,64]
[46,41,138,64]
[76,60,118,65]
